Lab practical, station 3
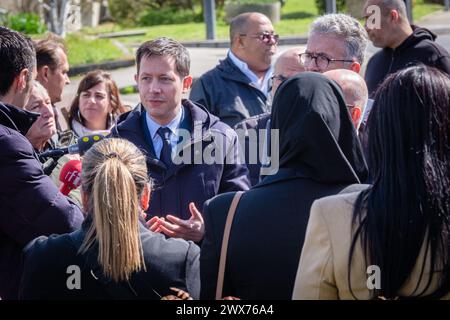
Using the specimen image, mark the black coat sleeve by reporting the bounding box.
[0,131,84,246]
[189,77,214,114]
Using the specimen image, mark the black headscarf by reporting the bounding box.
[270,72,368,184]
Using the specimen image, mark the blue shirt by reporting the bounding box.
[228,50,273,97]
[145,107,184,160]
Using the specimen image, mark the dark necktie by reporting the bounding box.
[156,127,172,167]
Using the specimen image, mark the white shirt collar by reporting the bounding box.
[145,106,184,140]
[228,50,273,97]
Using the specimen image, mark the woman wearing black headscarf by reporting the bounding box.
[200,72,368,300]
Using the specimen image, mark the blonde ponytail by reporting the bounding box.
[79,139,149,282]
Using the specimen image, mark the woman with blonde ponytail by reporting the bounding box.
[20,138,200,299]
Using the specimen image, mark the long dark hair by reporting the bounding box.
[348,65,450,299]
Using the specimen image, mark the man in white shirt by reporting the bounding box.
[190,12,278,127]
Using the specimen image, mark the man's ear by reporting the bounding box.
[234,34,245,49]
[37,65,50,83]
[134,73,138,84]
[350,106,362,127]
[349,62,361,74]
[182,75,193,93]
[140,183,151,212]
[390,9,400,22]
[15,68,29,93]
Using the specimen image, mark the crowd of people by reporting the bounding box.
[0,0,449,300]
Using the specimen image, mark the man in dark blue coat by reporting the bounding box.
[111,37,250,243]
[0,27,84,299]
[189,12,278,127]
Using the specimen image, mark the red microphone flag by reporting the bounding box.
[59,159,82,195]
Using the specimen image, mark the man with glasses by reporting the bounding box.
[190,12,278,127]
[270,47,306,98]
[301,13,368,74]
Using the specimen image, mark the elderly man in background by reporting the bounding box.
[324,69,368,130]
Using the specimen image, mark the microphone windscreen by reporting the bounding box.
[59,159,82,195]
[77,134,105,156]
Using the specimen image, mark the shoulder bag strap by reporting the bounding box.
[215,191,244,300]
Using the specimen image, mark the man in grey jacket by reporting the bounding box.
[189,12,278,127]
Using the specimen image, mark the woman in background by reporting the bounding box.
[293,65,450,299]
[68,70,126,137]
[20,138,200,299]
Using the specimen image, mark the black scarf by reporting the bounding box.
[270,72,368,184]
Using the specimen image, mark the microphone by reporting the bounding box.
[59,159,82,196]
[39,134,105,158]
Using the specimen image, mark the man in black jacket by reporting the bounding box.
[364,0,450,97]
[0,27,83,300]
[189,12,278,127]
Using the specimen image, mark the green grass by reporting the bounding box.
[65,34,130,66]
[413,0,444,21]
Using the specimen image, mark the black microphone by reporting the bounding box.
[39,134,105,159]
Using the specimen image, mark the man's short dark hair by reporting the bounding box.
[34,33,67,71]
[0,27,36,97]
[378,0,408,19]
[136,37,190,77]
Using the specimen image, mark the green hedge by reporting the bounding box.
[7,13,46,35]
[315,0,346,14]
[138,7,203,26]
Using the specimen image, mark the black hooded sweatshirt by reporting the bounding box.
[365,26,450,97]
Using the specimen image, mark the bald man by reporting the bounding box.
[271,47,305,97]
[324,69,368,130]
[364,0,450,96]
[190,12,278,127]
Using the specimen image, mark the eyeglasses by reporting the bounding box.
[299,52,354,70]
[240,32,279,45]
[271,74,288,82]
[269,74,288,89]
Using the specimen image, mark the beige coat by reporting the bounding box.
[292,191,450,300]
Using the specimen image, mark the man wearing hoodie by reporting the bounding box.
[364,0,450,97]
[111,37,250,243]
[0,27,83,300]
